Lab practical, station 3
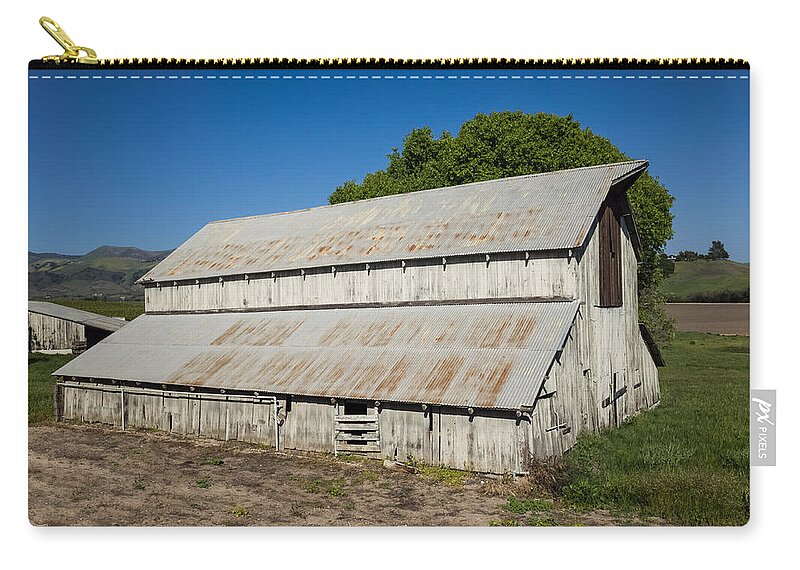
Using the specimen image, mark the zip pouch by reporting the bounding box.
[28,17,750,527]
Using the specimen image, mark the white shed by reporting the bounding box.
[29,301,125,353]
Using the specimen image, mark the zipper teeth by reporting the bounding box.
[30,57,749,69]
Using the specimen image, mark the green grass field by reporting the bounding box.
[561,332,749,525]
[29,352,74,424]
[28,331,749,525]
[49,298,145,321]
[663,260,749,302]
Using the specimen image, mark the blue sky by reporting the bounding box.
[28,69,749,261]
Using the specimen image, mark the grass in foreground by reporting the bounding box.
[48,298,145,321]
[28,352,74,424]
[406,456,467,486]
[561,332,749,525]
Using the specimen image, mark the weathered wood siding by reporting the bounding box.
[573,211,660,433]
[57,382,530,473]
[281,397,336,452]
[438,408,528,473]
[29,312,84,351]
[533,320,582,457]
[59,383,278,446]
[378,404,436,463]
[143,252,578,313]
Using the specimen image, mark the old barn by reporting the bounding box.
[53,160,664,474]
[29,301,126,353]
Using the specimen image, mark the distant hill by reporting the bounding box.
[28,251,80,263]
[663,259,750,302]
[28,246,172,301]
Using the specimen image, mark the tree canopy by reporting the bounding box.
[676,250,700,261]
[707,240,730,260]
[329,111,676,342]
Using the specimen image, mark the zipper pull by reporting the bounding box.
[39,16,98,64]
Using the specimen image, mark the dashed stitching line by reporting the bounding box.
[29,73,749,81]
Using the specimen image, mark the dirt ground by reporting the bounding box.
[664,303,749,336]
[28,423,662,527]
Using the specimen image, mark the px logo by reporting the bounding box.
[750,390,776,466]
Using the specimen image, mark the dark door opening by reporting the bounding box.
[85,326,112,348]
[343,401,368,416]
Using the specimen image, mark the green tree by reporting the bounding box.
[675,250,700,261]
[659,254,676,277]
[707,240,730,260]
[329,111,675,343]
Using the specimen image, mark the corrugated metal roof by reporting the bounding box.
[141,161,648,282]
[53,301,580,410]
[28,301,127,332]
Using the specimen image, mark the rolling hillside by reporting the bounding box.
[663,259,749,302]
[29,246,172,301]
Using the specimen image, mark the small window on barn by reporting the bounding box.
[598,201,623,307]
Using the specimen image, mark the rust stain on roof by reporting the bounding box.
[311,245,333,259]
[467,232,497,243]
[476,318,511,349]
[266,353,317,391]
[473,359,514,407]
[373,356,410,395]
[211,319,304,346]
[349,360,390,396]
[420,355,465,403]
[168,350,237,385]
[507,317,538,347]
[319,321,353,347]
[361,322,403,347]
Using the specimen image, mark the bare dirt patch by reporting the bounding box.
[664,303,749,336]
[29,423,662,527]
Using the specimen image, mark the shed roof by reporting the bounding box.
[54,301,580,410]
[639,323,666,367]
[28,301,126,333]
[140,161,648,283]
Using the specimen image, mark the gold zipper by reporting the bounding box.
[39,17,98,65]
[34,16,748,70]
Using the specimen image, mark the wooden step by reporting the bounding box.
[336,432,380,442]
[336,443,381,453]
[335,415,379,422]
[334,422,379,431]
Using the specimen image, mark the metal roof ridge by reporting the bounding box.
[205,160,649,226]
